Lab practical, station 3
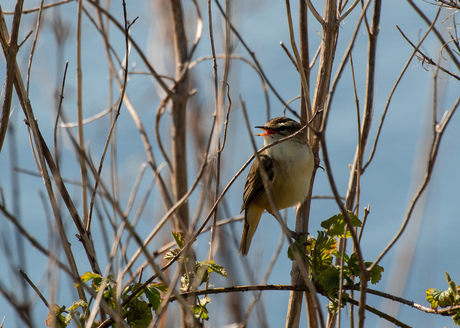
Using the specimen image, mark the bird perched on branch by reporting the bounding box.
[239,116,315,256]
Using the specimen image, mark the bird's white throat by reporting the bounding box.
[264,137,310,163]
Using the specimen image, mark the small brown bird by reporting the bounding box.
[239,117,314,256]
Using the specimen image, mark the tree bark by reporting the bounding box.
[169,1,195,327]
[286,1,339,327]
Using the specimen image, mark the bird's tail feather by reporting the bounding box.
[239,206,264,256]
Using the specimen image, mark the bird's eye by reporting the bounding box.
[278,126,286,132]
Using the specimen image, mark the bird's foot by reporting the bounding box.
[288,230,310,245]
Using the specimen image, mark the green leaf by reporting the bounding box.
[75,272,102,288]
[345,253,359,277]
[426,287,455,309]
[317,234,337,253]
[426,288,440,309]
[45,304,68,328]
[131,283,145,299]
[193,260,228,287]
[151,283,168,293]
[208,262,228,277]
[126,300,152,328]
[103,287,114,300]
[439,289,455,308]
[172,231,185,249]
[201,260,228,277]
[316,266,341,292]
[192,297,210,321]
[452,310,460,325]
[339,253,383,285]
[68,299,87,311]
[145,285,162,312]
[309,232,336,272]
[368,262,384,284]
[331,250,349,263]
[164,248,180,261]
[80,272,101,283]
[321,212,362,238]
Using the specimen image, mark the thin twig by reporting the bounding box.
[3,0,74,15]
[363,7,443,171]
[305,0,325,25]
[85,0,172,94]
[26,0,45,95]
[369,96,460,271]
[338,0,361,23]
[213,0,300,118]
[86,0,134,231]
[397,25,460,81]
[285,0,312,120]
[240,221,285,326]
[0,204,124,324]
[406,0,460,70]
[54,61,69,170]
[18,269,49,308]
[324,0,372,120]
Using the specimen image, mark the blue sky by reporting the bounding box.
[0,0,459,327]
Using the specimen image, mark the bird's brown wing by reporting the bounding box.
[241,154,274,212]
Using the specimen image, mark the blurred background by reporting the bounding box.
[0,0,459,327]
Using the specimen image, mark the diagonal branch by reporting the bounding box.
[305,0,325,25]
[369,96,460,272]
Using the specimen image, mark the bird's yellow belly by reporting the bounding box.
[263,142,314,213]
[273,164,311,209]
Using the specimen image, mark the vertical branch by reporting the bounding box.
[298,0,312,313]
[285,0,312,121]
[0,0,24,153]
[169,0,190,236]
[312,0,338,148]
[76,0,88,226]
[286,0,318,327]
[299,0,310,121]
[207,0,219,262]
[344,0,381,211]
[332,0,381,327]
[168,1,194,327]
[356,3,381,327]
[287,1,340,328]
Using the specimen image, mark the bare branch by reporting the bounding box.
[305,0,325,24]
[369,96,460,271]
[0,0,24,153]
[397,25,460,81]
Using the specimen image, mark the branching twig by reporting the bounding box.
[363,7,443,171]
[213,0,299,118]
[305,0,325,25]
[369,95,460,271]
[397,25,460,81]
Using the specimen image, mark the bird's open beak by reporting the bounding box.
[254,126,276,137]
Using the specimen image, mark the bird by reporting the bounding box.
[239,116,315,256]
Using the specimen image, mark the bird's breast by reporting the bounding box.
[269,143,314,210]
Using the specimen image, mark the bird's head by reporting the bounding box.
[255,117,304,145]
